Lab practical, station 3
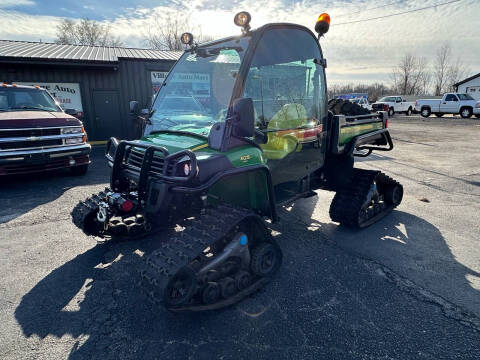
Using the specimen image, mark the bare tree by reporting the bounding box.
[418,69,432,95]
[144,14,213,51]
[432,42,470,94]
[55,18,124,47]
[433,43,451,95]
[447,57,470,92]
[390,54,428,95]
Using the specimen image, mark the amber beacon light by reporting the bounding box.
[315,13,330,37]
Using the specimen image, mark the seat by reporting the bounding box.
[260,103,308,160]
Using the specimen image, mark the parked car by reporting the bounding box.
[372,96,414,117]
[349,97,372,111]
[415,93,480,118]
[0,84,91,176]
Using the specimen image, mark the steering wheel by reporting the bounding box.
[254,128,268,144]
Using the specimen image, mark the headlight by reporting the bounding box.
[175,159,199,177]
[183,162,191,176]
[65,137,84,145]
[62,127,83,134]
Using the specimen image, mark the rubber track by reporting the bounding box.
[71,190,108,236]
[329,169,401,228]
[138,204,264,309]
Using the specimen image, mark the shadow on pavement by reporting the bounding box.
[282,195,480,317]
[14,196,480,359]
[0,147,108,224]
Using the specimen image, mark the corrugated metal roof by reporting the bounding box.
[0,40,182,63]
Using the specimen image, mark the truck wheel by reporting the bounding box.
[420,107,431,118]
[388,108,394,117]
[70,164,89,176]
[434,113,443,117]
[460,107,472,119]
[406,107,412,116]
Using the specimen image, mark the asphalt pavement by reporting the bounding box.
[0,115,479,359]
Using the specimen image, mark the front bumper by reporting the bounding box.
[0,143,91,176]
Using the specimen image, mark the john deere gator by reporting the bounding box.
[72,12,403,311]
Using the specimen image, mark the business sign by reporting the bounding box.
[150,71,210,97]
[17,82,83,111]
[151,71,169,93]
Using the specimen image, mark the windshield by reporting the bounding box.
[457,94,474,100]
[0,87,61,112]
[149,37,250,136]
[379,97,394,102]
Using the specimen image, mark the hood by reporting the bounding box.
[0,111,81,128]
[138,131,208,154]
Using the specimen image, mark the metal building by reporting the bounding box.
[0,40,181,141]
[454,72,480,100]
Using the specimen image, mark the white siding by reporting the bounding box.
[457,76,480,100]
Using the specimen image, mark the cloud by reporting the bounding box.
[0,0,35,8]
[0,0,478,85]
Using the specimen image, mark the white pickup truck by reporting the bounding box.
[415,93,480,118]
[371,96,415,117]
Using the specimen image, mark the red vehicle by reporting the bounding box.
[0,84,91,176]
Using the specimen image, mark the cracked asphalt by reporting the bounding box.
[1,115,479,359]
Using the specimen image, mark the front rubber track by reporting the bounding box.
[138,204,281,311]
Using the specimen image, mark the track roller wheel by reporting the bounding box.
[385,183,403,206]
[165,266,197,307]
[219,277,236,298]
[202,282,221,304]
[235,271,251,291]
[250,243,282,277]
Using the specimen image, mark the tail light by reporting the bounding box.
[385,118,389,128]
[121,200,134,212]
[414,100,417,106]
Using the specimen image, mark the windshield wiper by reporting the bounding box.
[149,129,208,140]
[195,46,243,58]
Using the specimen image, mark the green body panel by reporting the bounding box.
[339,122,383,145]
[135,131,268,213]
[138,130,265,168]
[207,169,271,215]
[139,132,206,153]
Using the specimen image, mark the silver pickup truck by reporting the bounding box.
[415,93,480,118]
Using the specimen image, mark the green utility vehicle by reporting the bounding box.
[72,12,403,311]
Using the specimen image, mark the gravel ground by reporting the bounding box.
[0,115,479,359]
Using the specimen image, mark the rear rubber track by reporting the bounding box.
[329,169,402,228]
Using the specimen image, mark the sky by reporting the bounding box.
[0,0,478,85]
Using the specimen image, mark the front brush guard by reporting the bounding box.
[106,138,198,202]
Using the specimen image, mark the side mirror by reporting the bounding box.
[140,108,150,116]
[129,100,140,115]
[231,97,255,138]
[64,108,78,116]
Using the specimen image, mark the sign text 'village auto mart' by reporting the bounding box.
[17,82,83,112]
